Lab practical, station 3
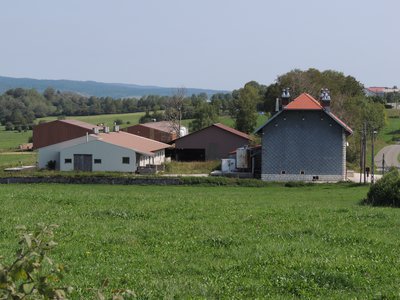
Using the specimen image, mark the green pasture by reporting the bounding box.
[37,112,147,129]
[0,152,37,168]
[0,126,32,152]
[1,183,399,298]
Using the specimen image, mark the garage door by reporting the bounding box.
[74,154,93,171]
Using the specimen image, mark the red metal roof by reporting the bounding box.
[367,87,386,93]
[140,121,177,133]
[284,93,323,110]
[94,131,171,156]
[60,119,102,130]
[213,123,251,140]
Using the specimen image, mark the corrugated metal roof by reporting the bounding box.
[172,123,250,143]
[139,121,177,133]
[212,123,251,139]
[60,119,102,130]
[284,93,323,110]
[94,131,171,156]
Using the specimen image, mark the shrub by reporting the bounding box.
[365,168,400,207]
[0,224,71,299]
[0,225,135,300]
[114,119,124,125]
[46,160,56,170]
[5,122,14,131]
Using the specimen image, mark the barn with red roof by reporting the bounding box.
[255,90,352,182]
[173,123,251,161]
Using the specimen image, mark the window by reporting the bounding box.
[94,159,102,164]
[300,171,305,175]
[64,158,72,164]
[122,157,130,164]
[281,170,286,175]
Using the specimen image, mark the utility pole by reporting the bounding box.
[359,129,363,184]
[363,122,367,184]
[371,129,376,184]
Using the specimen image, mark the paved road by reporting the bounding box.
[375,144,400,170]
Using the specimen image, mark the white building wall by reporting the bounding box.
[38,135,96,169]
[60,140,137,172]
[138,149,165,166]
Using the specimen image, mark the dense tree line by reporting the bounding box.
[0,87,230,130]
[0,69,388,166]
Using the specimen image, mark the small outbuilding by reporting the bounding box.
[38,131,170,172]
[173,123,251,161]
[33,119,102,149]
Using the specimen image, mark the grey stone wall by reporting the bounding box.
[261,110,346,181]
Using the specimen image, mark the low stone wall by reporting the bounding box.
[0,176,182,185]
[261,174,344,182]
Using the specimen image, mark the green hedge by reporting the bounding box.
[365,168,400,207]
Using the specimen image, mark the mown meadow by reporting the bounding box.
[1,183,400,298]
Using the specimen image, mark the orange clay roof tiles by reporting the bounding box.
[284,93,323,110]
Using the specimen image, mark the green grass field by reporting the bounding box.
[1,183,400,298]
[0,152,37,168]
[37,112,147,129]
[0,126,32,152]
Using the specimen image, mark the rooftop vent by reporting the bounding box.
[319,88,331,112]
[281,88,291,107]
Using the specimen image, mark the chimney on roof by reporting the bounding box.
[319,88,331,112]
[281,88,291,107]
[275,98,280,112]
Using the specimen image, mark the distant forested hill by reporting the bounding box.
[0,76,228,98]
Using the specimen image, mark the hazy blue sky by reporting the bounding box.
[1,0,399,90]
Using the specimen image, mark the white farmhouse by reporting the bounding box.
[38,131,170,172]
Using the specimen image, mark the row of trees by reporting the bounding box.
[0,87,232,130]
[0,68,388,166]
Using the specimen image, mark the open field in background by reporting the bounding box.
[37,112,147,129]
[381,109,400,144]
[219,113,269,130]
[0,126,32,152]
[0,152,37,168]
[1,183,400,298]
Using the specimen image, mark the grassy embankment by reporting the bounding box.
[1,183,400,298]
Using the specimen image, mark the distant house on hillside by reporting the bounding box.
[173,123,251,161]
[365,86,400,97]
[124,121,187,143]
[255,90,352,182]
[33,119,102,149]
[38,130,170,172]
